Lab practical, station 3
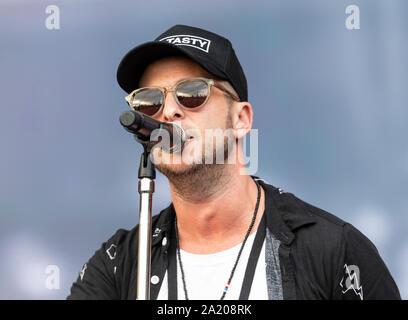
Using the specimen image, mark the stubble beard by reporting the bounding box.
[154,111,235,202]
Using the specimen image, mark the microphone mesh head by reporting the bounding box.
[166,122,187,154]
[119,110,143,127]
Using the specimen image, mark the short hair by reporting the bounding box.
[213,77,239,107]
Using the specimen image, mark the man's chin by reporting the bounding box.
[155,161,203,178]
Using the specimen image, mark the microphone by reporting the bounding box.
[119,110,187,153]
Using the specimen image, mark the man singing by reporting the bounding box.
[67,25,400,300]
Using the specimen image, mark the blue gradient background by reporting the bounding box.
[1,0,407,299]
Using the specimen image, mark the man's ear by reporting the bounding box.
[231,102,253,139]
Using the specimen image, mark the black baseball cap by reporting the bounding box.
[116,24,248,102]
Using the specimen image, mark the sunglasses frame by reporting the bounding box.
[125,77,240,117]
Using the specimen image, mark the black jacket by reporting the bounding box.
[67,178,401,300]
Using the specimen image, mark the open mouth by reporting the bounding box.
[183,133,194,142]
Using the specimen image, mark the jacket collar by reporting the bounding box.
[151,177,317,247]
[257,178,316,245]
[151,203,175,247]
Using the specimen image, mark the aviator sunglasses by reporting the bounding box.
[125,77,240,117]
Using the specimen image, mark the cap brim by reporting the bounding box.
[116,41,228,93]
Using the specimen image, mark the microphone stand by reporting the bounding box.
[119,110,186,300]
[134,134,155,300]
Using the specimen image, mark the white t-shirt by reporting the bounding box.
[157,231,268,300]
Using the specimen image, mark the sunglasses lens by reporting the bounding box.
[176,80,209,109]
[131,89,163,116]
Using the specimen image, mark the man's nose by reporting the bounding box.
[160,91,185,122]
